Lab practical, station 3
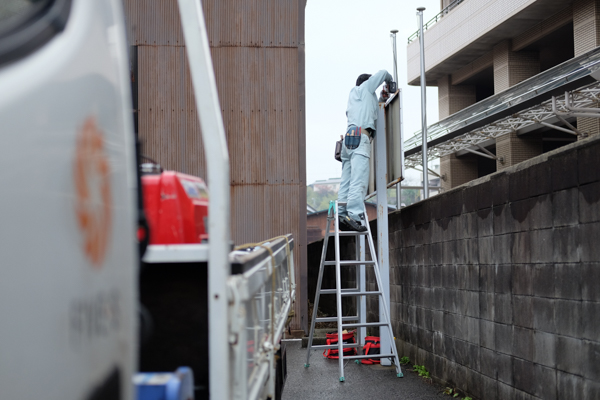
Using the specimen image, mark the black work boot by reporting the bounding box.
[338,216,351,231]
[340,215,366,232]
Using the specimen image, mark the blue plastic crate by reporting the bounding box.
[134,367,194,400]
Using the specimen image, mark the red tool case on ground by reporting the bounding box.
[141,171,209,244]
[323,331,357,359]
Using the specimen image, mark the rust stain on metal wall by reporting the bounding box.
[124,0,307,331]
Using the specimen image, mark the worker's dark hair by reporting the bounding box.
[356,74,371,86]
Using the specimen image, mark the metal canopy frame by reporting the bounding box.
[404,82,600,169]
[403,46,600,170]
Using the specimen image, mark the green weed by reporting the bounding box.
[412,364,430,379]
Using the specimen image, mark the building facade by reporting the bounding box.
[407,0,600,191]
[123,0,307,332]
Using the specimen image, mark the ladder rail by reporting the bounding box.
[333,201,345,381]
[364,216,403,376]
[304,218,332,367]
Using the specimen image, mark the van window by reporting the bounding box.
[0,0,71,66]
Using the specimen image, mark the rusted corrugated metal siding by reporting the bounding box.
[212,47,300,185]
[124,0,307,332]
[203,0,299,47]
[138,46,207,175]
[123,0,184,46]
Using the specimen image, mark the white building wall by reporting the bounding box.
[407,0,537,83]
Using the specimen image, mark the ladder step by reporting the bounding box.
[319,289,382,296]
[318,288,358,294]
[315,316,358,322]
[341,354,396,361]
[342,322,390,328]
[327,231,369,237]
[324,261,375,266]
[310,344,360,350]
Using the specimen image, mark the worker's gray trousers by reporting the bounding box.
[338,133,371,222]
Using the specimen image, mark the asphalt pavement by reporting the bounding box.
[281,339,447,400]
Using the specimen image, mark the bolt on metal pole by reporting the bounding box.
[417,7,429,199]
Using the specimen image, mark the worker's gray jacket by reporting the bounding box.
[345,69,392,131]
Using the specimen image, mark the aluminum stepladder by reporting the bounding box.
[304,200,402,381]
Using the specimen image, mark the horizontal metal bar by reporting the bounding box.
[342,322,389,328]
[399,185,442,190]
[143,243,209,263]
[343,291,382,296]
[565,112,600,118]
[341,354,396,360]
[324,261,375,266]
[319,290,382,297]
[326,231,369,237]
[364,177,407,201]
[310,344,360,350]
[319,288,359,294]
[315,317,357,323]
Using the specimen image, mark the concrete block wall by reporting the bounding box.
[574,0,600,136]
[385,134,600,399]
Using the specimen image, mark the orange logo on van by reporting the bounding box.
[74,117,112,267]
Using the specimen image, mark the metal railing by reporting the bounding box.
[407,0,465,44]
[228,235,296,400]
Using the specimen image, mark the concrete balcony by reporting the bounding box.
[407,0,571,85]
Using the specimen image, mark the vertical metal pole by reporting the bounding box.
[375,104,391,366]
[177,1,231,398]
[391,29,402,210]
[417,7,429,199]
[390,30,398,84]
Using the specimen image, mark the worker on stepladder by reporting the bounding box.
[338,70,393,232]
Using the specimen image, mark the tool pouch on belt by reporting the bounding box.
[334,138,342,162]
[360,336,381,364]
[323,331,357,359]
[344,126,361,150]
